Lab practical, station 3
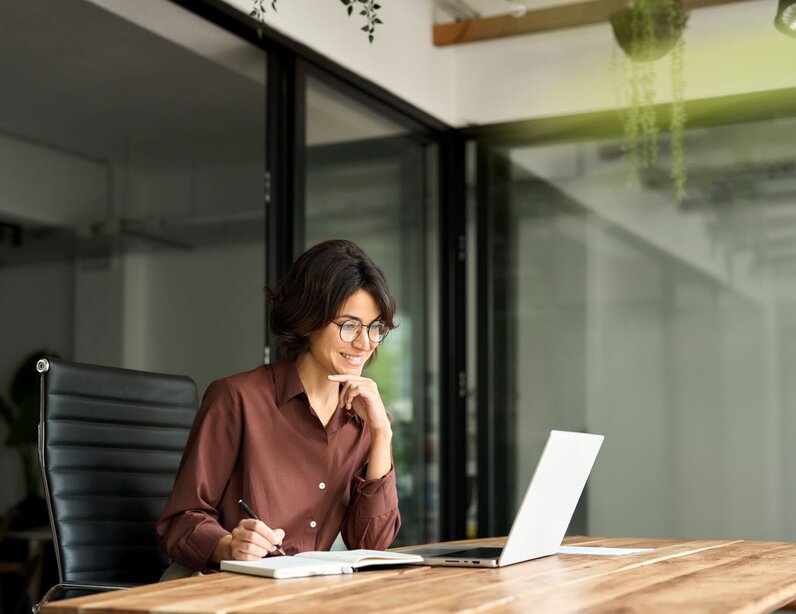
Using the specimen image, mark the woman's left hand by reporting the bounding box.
[328,373,393,480]
[328,374,391,434]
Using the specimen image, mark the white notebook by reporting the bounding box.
[220,549,423,579]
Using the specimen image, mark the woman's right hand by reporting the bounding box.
[213,519,285,561]
[231,519,285,559]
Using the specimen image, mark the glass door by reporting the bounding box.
[303,73,440,546]
[0,0,268,516]
[475,112,796,542]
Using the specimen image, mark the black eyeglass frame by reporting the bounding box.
[332,318,389,344]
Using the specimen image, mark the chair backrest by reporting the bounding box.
[37,357,198,586]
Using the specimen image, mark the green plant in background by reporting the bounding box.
[251,0,383,42]
[364,331,404,467]
[0,350,51,497]
[610,0,689,205]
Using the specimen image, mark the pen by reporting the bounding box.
[238,499,287,556]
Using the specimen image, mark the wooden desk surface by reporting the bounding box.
[42,536,796,613]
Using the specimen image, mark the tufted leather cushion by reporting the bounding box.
[38,358,197,586]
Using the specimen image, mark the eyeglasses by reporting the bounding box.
[333,319,389,344]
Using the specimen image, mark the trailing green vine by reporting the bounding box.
[610,0,689,205]
[668,0,687,204]
[251,0,383,42]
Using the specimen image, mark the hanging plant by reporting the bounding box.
[610,0,689,205]
[251,0,383,42]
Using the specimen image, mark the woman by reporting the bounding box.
[157,239,400,573]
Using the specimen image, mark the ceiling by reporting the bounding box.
[0,0,405,168]
[0,0,265,167]
[0,0,411,262]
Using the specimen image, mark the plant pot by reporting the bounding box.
[610,0,688,62]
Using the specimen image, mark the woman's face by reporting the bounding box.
[307,289,382,376]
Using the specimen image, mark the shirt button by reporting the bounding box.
[310,520,317,528]
[319,482,326,490]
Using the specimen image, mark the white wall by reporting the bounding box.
[456,0,795,124]
[507,117,796,304]
[504,198,793,541]
[0,130,107,514]
[221,0,458,124]
[584,230,786,541]
[116,156,266,395]
[121,242,265,398]
[0,133,106,512]
[222,0,795,126]
[72,256,126,366]
[0,261,74,512]
[86,0,266,86]
[0,133,107,226]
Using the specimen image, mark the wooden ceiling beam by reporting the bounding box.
[433,0,755,46]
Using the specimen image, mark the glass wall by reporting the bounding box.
[304,75,440,545]
[476,112,796,541]
[0,0,266,513]
[0,1,447,556]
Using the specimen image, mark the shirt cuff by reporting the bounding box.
[184,519,230,572]
[351,464,399,520]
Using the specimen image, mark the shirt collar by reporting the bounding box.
[273,359,306,408]
[273,358,359,430]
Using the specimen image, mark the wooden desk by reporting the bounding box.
[41,536,796,613]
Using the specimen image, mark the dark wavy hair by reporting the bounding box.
[267,240,397,362]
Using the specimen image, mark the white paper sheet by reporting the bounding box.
[557,546,653,556]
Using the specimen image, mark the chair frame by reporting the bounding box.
[34,359,130,613]
[33,357,196,612]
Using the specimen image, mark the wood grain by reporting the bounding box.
[433,0,756,46]
[41,537,796,614]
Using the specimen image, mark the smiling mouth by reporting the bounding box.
[340,352,366,365]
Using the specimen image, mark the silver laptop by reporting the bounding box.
[403,430,603,568]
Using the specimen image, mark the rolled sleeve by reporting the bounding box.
[170,514,229,572]
[341,464,401,550]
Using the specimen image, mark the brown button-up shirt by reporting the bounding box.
[157,360,400,572]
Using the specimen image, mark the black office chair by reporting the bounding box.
[34,357,198,612]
